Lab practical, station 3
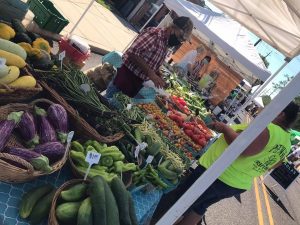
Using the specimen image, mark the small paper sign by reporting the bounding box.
[85,151,101,165]
[80,84,91,94]
[0,58,6,67]
[59,51,66,60]
[134,142,148,158]
[84,151,101,180]
[67,131,74,144]
[146,155,154,164]
[191,160,198,169]
[126,104,132,110]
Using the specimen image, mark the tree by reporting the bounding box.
[270,74,294,96]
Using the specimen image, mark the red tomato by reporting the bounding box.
[198,139,206,147]
[205,134,212,140]
[193,127,201,134]
[185,129,193,137]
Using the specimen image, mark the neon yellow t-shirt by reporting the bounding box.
[199,123,291,190]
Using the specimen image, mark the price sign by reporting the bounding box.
[58,51,66,60]
[84,151,101,180]
[85,151,101,165]
[65,131,74,152]
[0,58,6,67]
[126,104,132,110]
[80,84,91,94]
[146,155,154,164]
[134,142,148,158]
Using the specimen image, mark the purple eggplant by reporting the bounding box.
[17,111,39,148]
[4,147,52,172]
[34,142,65,163]
[47,104,68,143]
[35,106,57,144]
[0,111,24,151]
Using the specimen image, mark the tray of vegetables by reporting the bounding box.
[0,98,71,183]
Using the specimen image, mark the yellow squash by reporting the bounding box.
[0,65,9,78]
[0,66,20,84]
[9,75,36,88]
[0,49,26,68]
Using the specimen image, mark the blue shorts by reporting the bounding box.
[180,166,246,215]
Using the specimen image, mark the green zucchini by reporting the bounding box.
[89,176,107,225]
[77,197,93,225]
[104,178,120,225]
[110,177,131,225]
[56,201,81,223]
[28,189,56,225]
[134,127,143,143]
[83,140,93,149]
[60,183,88,202]
[19,184,54,219]
[146,142,161,156]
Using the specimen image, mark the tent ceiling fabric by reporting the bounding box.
[209,0,300,58]
[164,0,271,83]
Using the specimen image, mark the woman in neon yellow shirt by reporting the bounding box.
[153,102,299,225]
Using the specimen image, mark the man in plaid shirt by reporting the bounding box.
[106,16,193,98]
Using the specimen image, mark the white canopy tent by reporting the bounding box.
[209,0,300,59]
[164,0,271,83]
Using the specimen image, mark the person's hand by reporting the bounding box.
[207,121,228,133]
[149,72,166,88]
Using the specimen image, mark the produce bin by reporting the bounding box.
[27,0,69,33]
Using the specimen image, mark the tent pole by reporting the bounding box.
[69,0,95,36]
[228,59,290,124]
[156,71,300,225]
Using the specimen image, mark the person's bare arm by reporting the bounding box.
[128,53,165,88]
[209,122,269,156]
[187,63,193,75]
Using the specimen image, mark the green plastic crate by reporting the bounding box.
[27,0,69,33]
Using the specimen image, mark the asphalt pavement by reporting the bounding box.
[203,177,299,225]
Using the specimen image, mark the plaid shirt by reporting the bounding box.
[123,27,168,80]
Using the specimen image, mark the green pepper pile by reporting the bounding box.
[70,140,138,182]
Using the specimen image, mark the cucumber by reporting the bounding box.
[77,197,93,225]
[146,142,161,156]
[128,191,138,225]
[56,201,81,223]
[83,140,93,149]
[89,176,107,225]
[61,183,88,202]
[104,178,120,225]
[19,184,53,219]
[28,189,56,225]
[110,177,131,225]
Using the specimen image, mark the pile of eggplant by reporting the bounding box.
[0,103,69,172]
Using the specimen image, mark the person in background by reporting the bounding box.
[105,16,193,98]
[152,101,299,225]
[175,45,205,77]
[187,55,212,90]
[198,70,219,91]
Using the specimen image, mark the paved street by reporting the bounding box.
[204,177,300,225]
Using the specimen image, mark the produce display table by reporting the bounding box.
[0,166,164,225]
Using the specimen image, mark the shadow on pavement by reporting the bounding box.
[265,185,295,221]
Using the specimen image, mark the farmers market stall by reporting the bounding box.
[0,17,219,225]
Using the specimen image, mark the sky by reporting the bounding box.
[205,1,300,96]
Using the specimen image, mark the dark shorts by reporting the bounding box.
[179,165,246,215]
[113,65,144,97]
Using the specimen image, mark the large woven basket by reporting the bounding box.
[39,80,124,143]
[68,152,132,188]
[49,179,89,225]
[0,99,70,183]
[0,67,43,105]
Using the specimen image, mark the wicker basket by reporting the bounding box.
[0,67,43,105]
[48,179,89,225]
[68,153,132,188]
[0,98,72,183]
[39,80,124,143]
